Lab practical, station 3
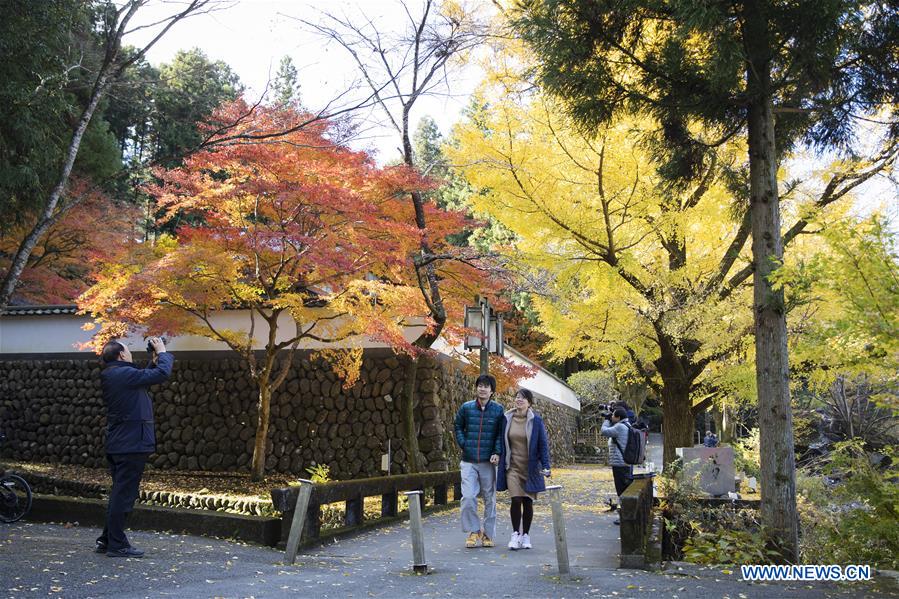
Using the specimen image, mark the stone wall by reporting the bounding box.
[0,350,576,479]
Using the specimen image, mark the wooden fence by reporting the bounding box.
[270,470,461,549]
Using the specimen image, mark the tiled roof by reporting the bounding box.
[1,304,79,316]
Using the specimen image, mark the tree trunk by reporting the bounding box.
[743,0,800,561]
[250,382,272,482]
[402,355,422,473]
[711,406,727,443]
[660,383,695,466]
[0,71,111,310]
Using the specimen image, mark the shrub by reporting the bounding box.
[799,440,899,569]
[684,528,781,565]
[305,463,332,483]
[660,460,772,564]
[573,443,602,456]
[732,428,760,480]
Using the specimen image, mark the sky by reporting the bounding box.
[125,0,486,163]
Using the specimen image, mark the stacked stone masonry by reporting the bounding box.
[0,350,576,479]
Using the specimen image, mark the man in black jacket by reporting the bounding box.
[95,337,173,558]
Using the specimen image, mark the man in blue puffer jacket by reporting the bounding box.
[454,374,504,548]
[95,337,173,558]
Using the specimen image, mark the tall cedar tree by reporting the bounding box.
[512,0,898,560]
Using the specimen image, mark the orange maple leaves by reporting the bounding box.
[78,101,476,355]
[0,178,140,305]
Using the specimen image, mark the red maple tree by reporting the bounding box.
[80,100,513,479]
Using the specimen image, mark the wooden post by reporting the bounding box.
[284,479,314,564]
[434,484,447,505]
[381,491,398,517]
[304,502,321,540]
[403,490,428,574]
[546,485,570,576]
[345,494,364,527]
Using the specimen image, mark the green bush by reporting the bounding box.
[684,528,782,565]
[661,460,772,565]
[799,440,899,569]
[573,443,602,456]
[305,463,332,483]
[732,428,760,480]
[659,461,702,560]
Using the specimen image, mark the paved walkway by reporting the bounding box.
[1,464,895,598]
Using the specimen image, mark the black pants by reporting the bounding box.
[611,465,633,497]
[97,453,149,551]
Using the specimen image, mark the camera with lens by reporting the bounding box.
[146,337,166,354]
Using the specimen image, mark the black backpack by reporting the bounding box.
[613,422,647,465]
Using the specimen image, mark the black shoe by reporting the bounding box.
[106,547,144,558]
[613,519,620,525]
[94,541,107,554]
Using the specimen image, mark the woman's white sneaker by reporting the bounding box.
[508,531,521,550]
[520,533,532,549]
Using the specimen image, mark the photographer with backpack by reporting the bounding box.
[601,406,645,525]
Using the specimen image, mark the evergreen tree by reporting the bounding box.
[153,48,243,163]
[0,0,121,233]
[272,55,301,107]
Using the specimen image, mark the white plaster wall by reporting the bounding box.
[0,310,426,354]
[0,313,98,354]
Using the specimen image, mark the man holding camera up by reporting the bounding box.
[601,406,632,525]
[95,337,173,557]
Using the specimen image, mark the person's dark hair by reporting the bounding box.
[516,388,534,405]
[101,340,125,364]
[475,374,496,393]
[612,407,628,421]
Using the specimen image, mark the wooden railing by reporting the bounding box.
[270,470,461,549]
[619,476,655,568]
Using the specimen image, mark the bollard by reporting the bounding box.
[284,479,314,565]
[403,490,428,574]
[546,485,570,576]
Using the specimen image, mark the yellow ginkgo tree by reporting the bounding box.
[449,67,883,463]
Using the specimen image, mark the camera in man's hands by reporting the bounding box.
[146,337,166,354]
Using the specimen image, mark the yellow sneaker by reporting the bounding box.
[481,534,494,548]
[465,532,481,548]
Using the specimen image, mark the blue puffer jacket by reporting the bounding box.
[454,399,504,463]
[497,409,551,494]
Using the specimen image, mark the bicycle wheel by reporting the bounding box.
[0,474,32,523]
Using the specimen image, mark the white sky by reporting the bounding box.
[125,0,485,163]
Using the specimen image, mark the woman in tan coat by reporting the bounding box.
[496,389,551,550]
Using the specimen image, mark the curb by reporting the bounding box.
[26,494,281,546]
